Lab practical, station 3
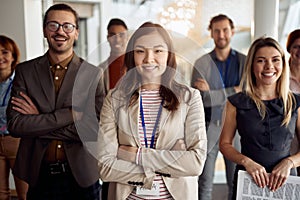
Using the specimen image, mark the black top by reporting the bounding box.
[229,92,300,172]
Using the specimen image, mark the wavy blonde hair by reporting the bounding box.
[240,37,295,126]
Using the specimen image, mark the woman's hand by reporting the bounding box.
[171,139,186,150]
[268,158,294,191]
[117,145,138,163]
[117,138,186,163]
[11,92,39,114]
[244,159,269,188]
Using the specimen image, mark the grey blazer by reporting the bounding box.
[98,87,207,199]
[191,49,245,152]
[7,53,105,187]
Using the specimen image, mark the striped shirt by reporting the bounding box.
[127,89,173,200]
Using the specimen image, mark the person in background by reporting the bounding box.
[99,18,128,94]
[0,35,28,200]
[220,37,300,199]
[99,18,128,200]
[98,22,207,200]
[287,29,300,95]
[286,29,300,176]
[191,14,245,200]
[6,4,105,199]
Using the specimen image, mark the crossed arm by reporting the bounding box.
[11,91,39,115]
[191,67,240,107]
[117,139,187,163]
[98,90,207,188]
[8,91,81,141]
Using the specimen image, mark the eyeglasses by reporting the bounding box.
[46,21,77,33]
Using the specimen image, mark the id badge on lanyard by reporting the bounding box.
[138,96,163,195]
[136,182,160,196]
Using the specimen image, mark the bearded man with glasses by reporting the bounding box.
[6,3,105,200]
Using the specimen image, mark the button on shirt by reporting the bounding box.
[50,63,69,95]
[43,53,73,163]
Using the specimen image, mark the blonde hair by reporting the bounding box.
[240,37,295,126]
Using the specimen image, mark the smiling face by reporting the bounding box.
[253,46,283,88]
[133,31,169,85]
[43,10,78,57]
[0,44,14,75]
[290,38,300,65]
[107,25,128,56]
[211,19,234,50]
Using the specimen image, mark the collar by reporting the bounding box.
[2,72,15,83]
[47,52,74,69]
[8,71,15,82]
[210,48,236,62]
[108,54,125,63]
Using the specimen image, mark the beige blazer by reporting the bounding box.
[98,87,207,199]
[98,59,110,94]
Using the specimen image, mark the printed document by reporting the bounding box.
[237,170,300,200]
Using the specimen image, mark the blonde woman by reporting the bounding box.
[220,37,300,199]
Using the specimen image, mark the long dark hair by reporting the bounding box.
[115,22,190,111]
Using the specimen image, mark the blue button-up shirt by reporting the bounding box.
[211,49,241,88]
[0,72,14,134]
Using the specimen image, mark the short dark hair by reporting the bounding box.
[43,3,80,29]
[107,18,127,30]
[208,14,234,30]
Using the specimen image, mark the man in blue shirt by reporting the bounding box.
[191,14,245,200]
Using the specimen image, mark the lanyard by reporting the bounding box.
[1,81,12,107]
[140,96,164,148]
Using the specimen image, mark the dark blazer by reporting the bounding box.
[6,53,105,187]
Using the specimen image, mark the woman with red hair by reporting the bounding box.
[0,35,28,200]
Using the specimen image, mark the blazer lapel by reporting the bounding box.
[158,107,170,131]
[103,60,110,93]
[128,98,140,146]
[56,55,81,108]
[35,55,55,109]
